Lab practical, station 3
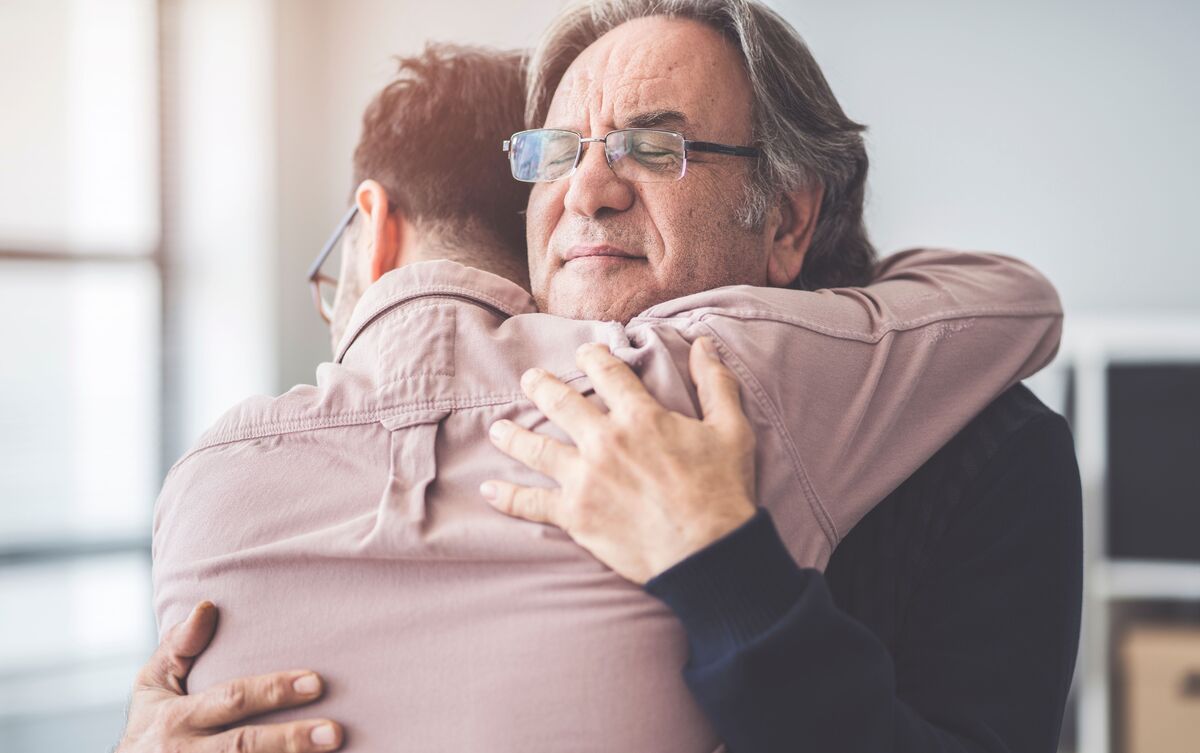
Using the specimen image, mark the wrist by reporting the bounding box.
[655,499,756,578]
[645,507,812,666]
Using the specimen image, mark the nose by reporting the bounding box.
[562,137,635,219]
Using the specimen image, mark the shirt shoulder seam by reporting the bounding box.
[642,303,1061,343]
[168,392,527,474]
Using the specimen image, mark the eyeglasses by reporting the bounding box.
[503,128,761,183]
[307,205,358,323]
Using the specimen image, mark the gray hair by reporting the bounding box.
[525,0,876,289]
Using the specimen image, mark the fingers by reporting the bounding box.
[480,481,561,528]
[573,343,661,418]
[488,420,577,477]
[185,670,327,729]
[171,600,220,661]
[201,719,343,753]
[135,601,218,694]
[517,367,605,444]
[689,337,749,435]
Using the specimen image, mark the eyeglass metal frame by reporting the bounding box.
[306,205,358,324]
[502,128,761,183]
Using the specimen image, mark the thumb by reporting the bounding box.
[689,337,747,433]
[135,601,218,694]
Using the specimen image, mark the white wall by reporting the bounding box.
[772,0,1199,313]
[271,0,1200,389]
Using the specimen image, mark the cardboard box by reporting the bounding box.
[1122,625,1200,753]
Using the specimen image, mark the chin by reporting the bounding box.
[554,299,636,324]
[545,282,651,324]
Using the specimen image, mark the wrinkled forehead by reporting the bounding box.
[544,16,754,142]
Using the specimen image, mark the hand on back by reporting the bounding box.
[116,602,343,753]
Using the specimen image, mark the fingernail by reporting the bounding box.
[521,368,544,387]
[699,337,719,360]
[489,420,510,441]
[185,601,208,625]
[311,723,337,746]
[480,482,497,500]
[293,673,321,695]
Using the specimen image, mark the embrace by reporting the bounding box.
[118,1,1081,751]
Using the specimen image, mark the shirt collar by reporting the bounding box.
[334,259,538,363]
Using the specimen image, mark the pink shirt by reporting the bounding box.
[153,248,1062,752]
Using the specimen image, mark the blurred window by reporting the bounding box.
[0,1,160,750]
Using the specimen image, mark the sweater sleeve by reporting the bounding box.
[644,413,1083,753]
[631,248,1063,570]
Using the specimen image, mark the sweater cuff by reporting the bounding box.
[644,507,811,666]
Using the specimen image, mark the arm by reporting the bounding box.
[643,413,1083,753]
[484,248,1063,579]
[633,247,1063,566]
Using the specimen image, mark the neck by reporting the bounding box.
[407,234,530,292]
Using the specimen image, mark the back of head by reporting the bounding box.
[353,43,531,277]
[527,0,877,289]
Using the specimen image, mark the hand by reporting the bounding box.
[116,601,343,753]
[482,337,757,584]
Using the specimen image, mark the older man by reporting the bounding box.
[485,2,1081,752]
[120,4,1077,753]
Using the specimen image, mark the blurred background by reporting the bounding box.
[0,0,1197,751]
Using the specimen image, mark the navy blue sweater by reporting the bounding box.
[645,385,1083,753]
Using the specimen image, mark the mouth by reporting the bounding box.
[562,245,645,263]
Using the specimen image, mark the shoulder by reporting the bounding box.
[169,363,386,473]
[945,386,1081,546]
[826,385,1081,645]
[904,384,1076,514]
[830,385,1078,563]
[153,385,392,559]
[966,387,1077,491]
[948,385,1078,510]
[898,384,1082,577]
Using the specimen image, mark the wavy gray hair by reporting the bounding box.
[525,0,876,289]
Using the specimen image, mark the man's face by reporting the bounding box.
[526,16,775,323]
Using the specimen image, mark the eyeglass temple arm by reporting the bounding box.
[684,140,761,158]
[307,205,359,281]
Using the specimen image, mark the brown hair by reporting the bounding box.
[526,0,877,289]
[351,43,531,262]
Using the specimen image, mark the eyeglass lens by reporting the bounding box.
[509,129,686,183]
[314,275,338,322]
[312,241,343,322]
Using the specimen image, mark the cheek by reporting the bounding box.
[526,183,565,246]
[525,183,566,280]
[650,182,721,257]
[655,176,763,283]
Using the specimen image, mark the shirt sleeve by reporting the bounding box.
[631,248,1063,568]
[643,413,1083,753]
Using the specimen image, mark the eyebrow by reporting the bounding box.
[620,109,691,131]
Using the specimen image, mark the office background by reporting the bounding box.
[0,0,1196,751]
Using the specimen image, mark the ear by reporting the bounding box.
[766,184,822,287]
[354,179,402,282]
